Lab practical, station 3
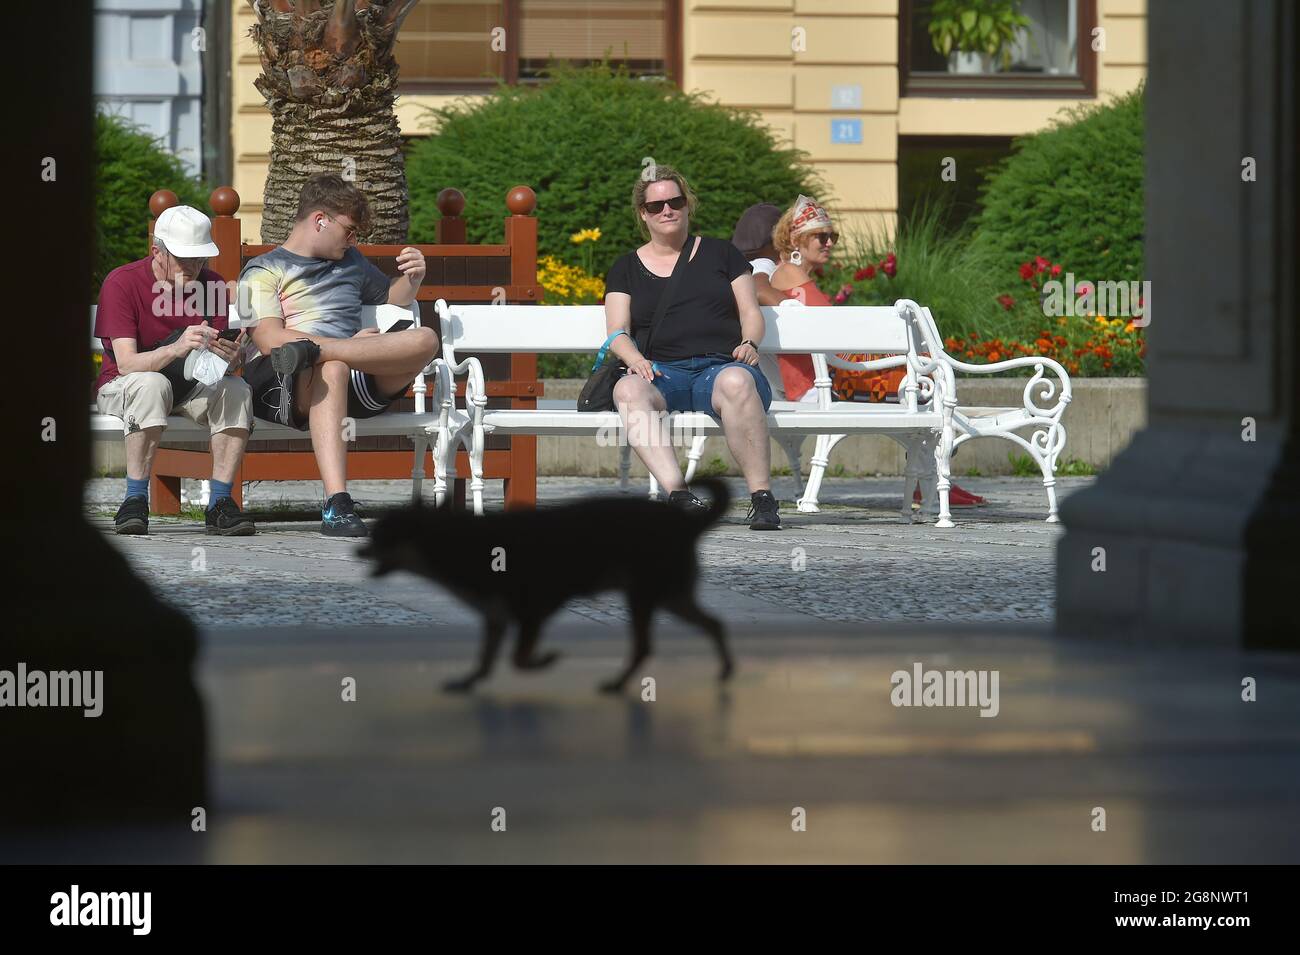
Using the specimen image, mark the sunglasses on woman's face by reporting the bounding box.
[642,195,688,215]
[809,232,839,246]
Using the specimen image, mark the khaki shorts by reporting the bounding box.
[96,371,254,436]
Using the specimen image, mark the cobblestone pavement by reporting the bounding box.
[86,476,1090,631]
[41,475,1300,864]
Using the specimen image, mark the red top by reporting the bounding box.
[773,280,828,401]
[93,257,229,395]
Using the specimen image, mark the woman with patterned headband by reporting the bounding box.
[769,195,838,404]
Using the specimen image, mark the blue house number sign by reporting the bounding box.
[831,119,862,144]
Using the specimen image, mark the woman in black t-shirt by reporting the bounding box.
[603,165,781,529]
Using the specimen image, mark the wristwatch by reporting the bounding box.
[740,339,758,350]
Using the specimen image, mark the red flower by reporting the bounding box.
[853,266,875,281]
[833,292,847,304]
[881,258,896,278]
[1050,264,1062,276]
[1076,282,1092,295]
[839,283,854,296]
[997,294,1016,311]
[987,350,1001,362]
[1019,262,1035,280]
[1034,256,1049,273]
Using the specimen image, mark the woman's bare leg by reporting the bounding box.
[613,375,686,492]
[712,367,771,493]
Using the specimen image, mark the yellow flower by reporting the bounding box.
[538,254,604,304]
[569,228,602,244]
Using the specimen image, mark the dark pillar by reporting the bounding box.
[1056,0,1298,648]
[1,3,206,828]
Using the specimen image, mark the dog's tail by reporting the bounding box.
[688,477,732,528]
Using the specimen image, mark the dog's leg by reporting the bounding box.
[512,617,560,671]
[665,597,733,682]
[599,596,654,695]
[443,616,507,693]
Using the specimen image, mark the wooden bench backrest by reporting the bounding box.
[438,302,915,361]
[89,303,418,353]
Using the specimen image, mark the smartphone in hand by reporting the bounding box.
[384,318,415,333]
[217,328,241,341]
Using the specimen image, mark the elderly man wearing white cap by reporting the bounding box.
[93,204,256,536]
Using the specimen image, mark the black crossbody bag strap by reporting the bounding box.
[636,234,696,362]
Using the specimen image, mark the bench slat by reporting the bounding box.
[90,412,439,440]
[440,303,913,354]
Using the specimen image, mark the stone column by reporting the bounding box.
[1056,0,1297,648]
[1,3,206,829]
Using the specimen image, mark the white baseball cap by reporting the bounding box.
[154,205,220,258]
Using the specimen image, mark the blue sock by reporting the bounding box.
[125,477,149,502]
[208,478,233,509]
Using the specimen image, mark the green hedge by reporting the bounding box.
[94,111,208,292]
[406,61,825,275]
[970,84,1144,285]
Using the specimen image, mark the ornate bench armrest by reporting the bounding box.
[944,354,1074,419]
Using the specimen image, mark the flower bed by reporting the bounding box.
[820,242,1146,377]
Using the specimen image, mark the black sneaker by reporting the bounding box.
[668,489,710,514]
[321,491,368,537]
[746,489,782,530]
[270,339,320,376]
[206,497,256,536]
[114,496,149,535]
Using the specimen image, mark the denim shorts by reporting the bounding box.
[650,354,774,415]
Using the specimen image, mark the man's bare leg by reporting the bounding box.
[312,326,438,377]
[306,360,351,497]
[209,429,248,484]
[124,426,164,483]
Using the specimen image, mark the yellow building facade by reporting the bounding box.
[230,0,1146,242]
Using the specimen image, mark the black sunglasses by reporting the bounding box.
[809,232,839,246]
[642,195,688,215]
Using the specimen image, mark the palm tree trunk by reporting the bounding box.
[249,0,420,243]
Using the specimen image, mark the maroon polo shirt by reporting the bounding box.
[93,257,230,396]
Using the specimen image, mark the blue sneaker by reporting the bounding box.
[321,491,368,537]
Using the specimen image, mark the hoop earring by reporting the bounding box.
[789,249,802,266]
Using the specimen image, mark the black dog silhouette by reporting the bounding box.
[360,479,733,694]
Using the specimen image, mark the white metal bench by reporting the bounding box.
[673,299,1073,521]
[432,297,988,526]
[89,302,447,503]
